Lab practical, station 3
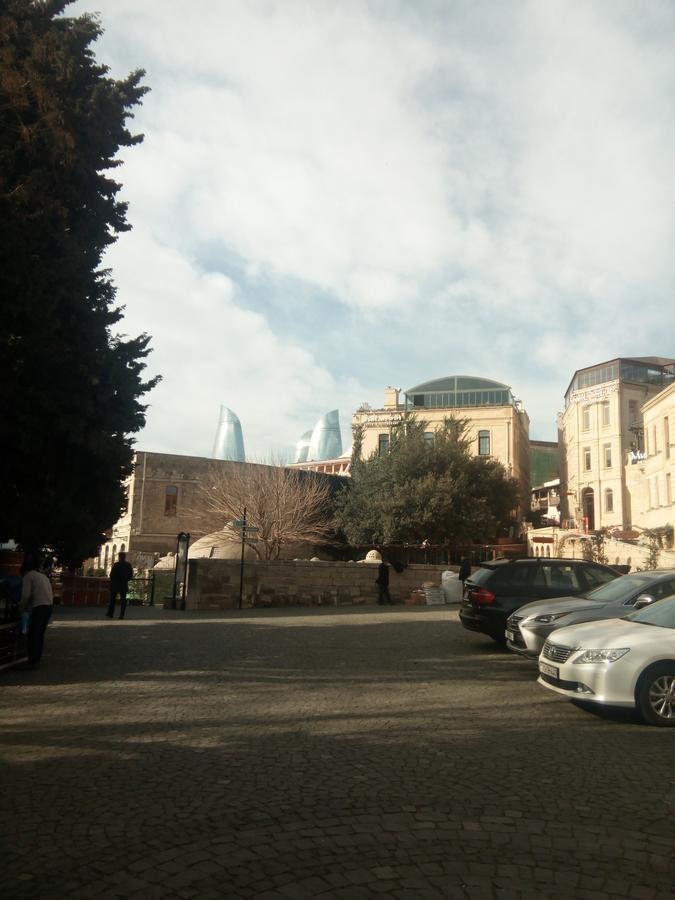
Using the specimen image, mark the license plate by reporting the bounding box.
[539,661,559,679]
[505,629,515,642]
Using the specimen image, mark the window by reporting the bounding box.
[164,485,178,516]
[538,564,581,591]
[424,431,434,445]
[378,433,389,456]
[583,447,591,470]
[478,430,490,456]
[654,477,660,507]
[582,406,591,431]
[667,473,672,505]
[601,401,610,427]
[582,564,617,589]
[603,444,612,468]
[605,488,614,513]
[665,417,670,459]
[628,399,638,425]
[651,578,675,600]
[652,425,657,454]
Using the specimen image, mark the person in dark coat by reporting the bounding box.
[375,560,394,605]
[458,557,472,585]
[106,552,134,619]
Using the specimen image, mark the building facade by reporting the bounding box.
[558,357,675,530]
[625,381,675,530]
[352,377,531,509]
[95,452,340,573]
[96,451,227,572]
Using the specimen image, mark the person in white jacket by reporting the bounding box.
[19,558,54,668]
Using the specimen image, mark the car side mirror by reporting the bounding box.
[633,594,655,609]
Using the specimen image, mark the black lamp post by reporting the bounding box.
[173,531,191,610]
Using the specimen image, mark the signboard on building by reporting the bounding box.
[570,381,619,406]
[358,412,404,426]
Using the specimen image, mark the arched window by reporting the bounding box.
[120,543,126,553]
[478,430,490,456]
[112,543,117,560]
[103,546,109,570]
[605,488,614,513]
[165,485,178,516]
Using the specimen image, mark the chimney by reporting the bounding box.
[383,386,401,409]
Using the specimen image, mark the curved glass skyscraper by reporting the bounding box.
[211,406,245,462]
[307,409,342,461]
[294,430,313,463]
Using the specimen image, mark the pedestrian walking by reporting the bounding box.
[458,556,471,586]
[376,560,394,605]
[19,558,54,668]
[106,552,134,619]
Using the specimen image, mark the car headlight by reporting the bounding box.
[573,648,630,664]
[534,611,571,623]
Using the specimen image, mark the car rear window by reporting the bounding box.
[469,562,538,588]
[468,566,501,586]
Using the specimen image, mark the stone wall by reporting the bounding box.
[186,558,456,610]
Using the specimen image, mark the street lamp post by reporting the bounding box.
[173,531,191,610]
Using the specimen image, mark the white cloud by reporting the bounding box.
[72,0,675,448]
[107,233,364,457]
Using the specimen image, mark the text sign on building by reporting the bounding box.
[358,412,404,426]
[570,381,619,406]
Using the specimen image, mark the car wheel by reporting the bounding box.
[637,665,675,727]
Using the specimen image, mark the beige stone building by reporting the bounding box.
[95,451,340,573]
[96,451,229,572]
[558,357,675,530]
[625,381,675,530]
[352,376,530,510]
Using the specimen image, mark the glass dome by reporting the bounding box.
[404,376,515,410]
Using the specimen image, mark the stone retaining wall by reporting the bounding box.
[186,558,456,609]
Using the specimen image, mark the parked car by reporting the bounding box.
[506,570,675,659]
[537,595,675,726]
[459,558,621,643]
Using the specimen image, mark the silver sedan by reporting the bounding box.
[506,570,675,659]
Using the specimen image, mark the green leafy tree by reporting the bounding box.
[639,525,674,571]
[0,0,158,566]
[581,529,609,564]
[336,416,520,546]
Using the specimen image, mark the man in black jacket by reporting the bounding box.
[376,560,394,605]
[106,552,134,619]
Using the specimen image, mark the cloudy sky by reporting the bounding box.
[72,0,675,459]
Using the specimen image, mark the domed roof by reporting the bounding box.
[406,375,510,393]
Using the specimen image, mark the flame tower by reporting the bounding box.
[211,406,245,462]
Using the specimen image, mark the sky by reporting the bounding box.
[71,0,675,460]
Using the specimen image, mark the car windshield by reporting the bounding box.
[584,574,653,603]
[623,596,675,628]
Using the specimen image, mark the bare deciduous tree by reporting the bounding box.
[197,462,334,560]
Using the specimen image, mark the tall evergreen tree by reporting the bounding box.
[0,0,159,566]
[336,416,520,546]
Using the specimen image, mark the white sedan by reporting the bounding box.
[537,596,675,726]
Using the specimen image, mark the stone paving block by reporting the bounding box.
[2,605,674,900]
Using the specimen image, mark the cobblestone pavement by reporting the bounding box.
[1,604,673,900]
